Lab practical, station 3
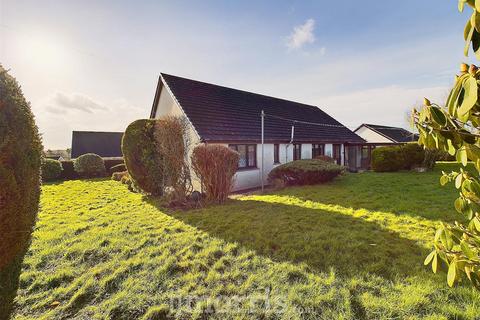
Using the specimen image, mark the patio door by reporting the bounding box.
[346,145,358,170]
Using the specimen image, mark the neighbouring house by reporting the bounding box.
[353,123,420,169]
[71,131,123,158]
[150,73,366,191]
[354,123,419,144]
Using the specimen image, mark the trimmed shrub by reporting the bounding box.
[122,119,164,195]
[371,143,426,172]
[371,146,404,172]
[314,155,335,163]
[191,144,239,203]
[41,159,63,181]
[401,143,425,169]
[109,163,126,174]
[0,65,43,318]
[268,159,344,186]
[59,160,79,180]
[73,153,106,178]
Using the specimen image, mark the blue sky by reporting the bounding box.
[0,0,471,148]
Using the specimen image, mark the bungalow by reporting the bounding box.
[150,73,365,191]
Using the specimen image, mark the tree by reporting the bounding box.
[413,0,480,288]
[0,65,43,318]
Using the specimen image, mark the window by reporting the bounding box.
[312,144,325,158]
[333,144,342,164]
[293,144,302,160]
[274,144,280,164]
[229,144,257,169]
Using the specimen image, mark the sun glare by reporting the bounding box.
[16,31,70,72]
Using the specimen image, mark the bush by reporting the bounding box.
[59,160,79,180]
[154,116,192,202]
[268,159,344,186]
[191,144,239,203]
[0,65,43,318]
[122,119,164,195]
[41,159,63,181]
[371,143,426,172]
[371,146,404,172]
[109,163,126,174]
[314,155,335,163]
[112,171,128,181]
[401,143,425,169]
[73,153,106,178]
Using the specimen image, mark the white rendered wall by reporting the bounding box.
[355,126,392,143]
[231,142,344,191]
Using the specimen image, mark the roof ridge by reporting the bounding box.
[364,123,402,129]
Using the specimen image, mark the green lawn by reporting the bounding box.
[11,163,480,319]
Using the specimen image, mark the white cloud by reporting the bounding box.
[286,19,316,50]
[35,93,144,149]
[49,91,109,113]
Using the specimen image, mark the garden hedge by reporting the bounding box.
[371,146,404,172]
[73,153,106,178]
[122,119,164,195]
[41,159,63,181]
[59,160,78,180]
[268,159,344,186]
[400,143,425,170]
[371,143,426,172]
[58,158,123,180]
[0,65,43,318]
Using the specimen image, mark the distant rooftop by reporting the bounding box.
[357,124,419,143]
[71,131,123,158]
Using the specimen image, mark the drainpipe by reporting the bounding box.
[285,122,295,162]
[261,110,264,192]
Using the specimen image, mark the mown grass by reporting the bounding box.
[10,163,480,319]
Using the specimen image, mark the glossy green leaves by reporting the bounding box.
[463,1,480,58]
[448,262,457,287]
[415,1,480,289]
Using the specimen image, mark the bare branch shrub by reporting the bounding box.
[154,116,193,202]
[191,144,239,203]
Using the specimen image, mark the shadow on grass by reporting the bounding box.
[147,197,428,280]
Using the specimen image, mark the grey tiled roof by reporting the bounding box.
[152,73,365,144]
